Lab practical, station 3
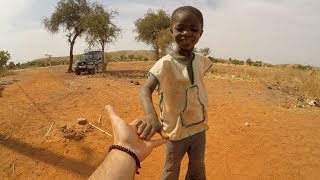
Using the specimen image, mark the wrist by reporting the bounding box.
[109,145,141,174]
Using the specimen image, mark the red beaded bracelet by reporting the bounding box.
[108,145,141,174]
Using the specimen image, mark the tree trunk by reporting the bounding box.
[154,46,160,60]
[67,33,80,73]
[101,43,106,73]
[68,41,75,72]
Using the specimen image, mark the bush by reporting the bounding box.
[252,61,263,67]
[127,54,135,60]
[294,64,313,71]
[230,59,244,65]
[208,56,227,63]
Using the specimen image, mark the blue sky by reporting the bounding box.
[1,0,319,66]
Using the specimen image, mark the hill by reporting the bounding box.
[31,50,156,64]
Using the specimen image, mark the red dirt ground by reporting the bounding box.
[0,62,319,179]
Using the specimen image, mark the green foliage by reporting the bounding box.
[0,50,11,70]
[208,56,227,63]
[84,3,121,72]
[128,54,135,60]
[252,61,263,67]
[8,62,15,69]
[119,55,126,60]
[294,64,313,71]
[42,0,91,72]
[246,58,253,66]
[134,9,172,58]
[230,59,244,65]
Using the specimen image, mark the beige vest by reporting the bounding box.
[149,53,212,141]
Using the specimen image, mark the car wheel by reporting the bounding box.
[92,66,97,75]
[75,70,81,75]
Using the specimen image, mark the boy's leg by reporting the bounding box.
[185,131,206,180]
[162,139,190,180]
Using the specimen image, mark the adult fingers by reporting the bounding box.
[105,105,123,125]
[148,138,167,149]
[105,105,127,134]
[137,122,147,135]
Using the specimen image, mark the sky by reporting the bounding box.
[0,0,319,66]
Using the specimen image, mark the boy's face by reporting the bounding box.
[171,11,203,51]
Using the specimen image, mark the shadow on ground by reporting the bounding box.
[0,134,95,176]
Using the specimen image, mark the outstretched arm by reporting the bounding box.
[89,105,167,180]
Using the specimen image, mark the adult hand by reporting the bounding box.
[105,105,167,161]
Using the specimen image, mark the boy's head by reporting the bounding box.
[170,6,204,51]
[171,6,203,28]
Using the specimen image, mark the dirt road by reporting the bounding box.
[0,62,319,179]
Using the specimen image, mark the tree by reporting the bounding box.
[0,50,11,70]
[43,0,91,72]
[198,47,211,57]
[8,62,15,69]
[134,9,172,59]
[85,3,121,73]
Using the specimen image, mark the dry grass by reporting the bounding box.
[210,63,320,98]
[0,69,16,77]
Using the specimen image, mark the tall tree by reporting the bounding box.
[42,0,91,72]
[0,50,11,70]
[134,9,173,59]
[85,3,121,73]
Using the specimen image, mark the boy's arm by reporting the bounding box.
[139,75,166,140]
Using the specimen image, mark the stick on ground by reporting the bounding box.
[98,115,102,126]
[89,122,112,137]
[45,122,55,138]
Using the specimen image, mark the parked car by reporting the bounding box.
[74,50,102,75]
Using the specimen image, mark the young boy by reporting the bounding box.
[138,6,212,180]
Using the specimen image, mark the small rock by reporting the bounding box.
[59,125,67,132]
[296,104,306,108]
[281,103,291,109]
[134,81,140,85]
[297,96,305,102]
[306,99,316,106]
[87,87,91,90]
[244,122,250,126]
[77,118,88,125]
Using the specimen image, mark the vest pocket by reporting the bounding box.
[179,85,205,128]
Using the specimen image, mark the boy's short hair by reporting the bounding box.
[171,6,204,28]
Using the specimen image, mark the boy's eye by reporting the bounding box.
[175,27,183,32]
[191,28,199,32]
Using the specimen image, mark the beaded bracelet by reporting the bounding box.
[108,145,141,174]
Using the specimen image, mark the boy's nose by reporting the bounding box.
[181,30,191,36]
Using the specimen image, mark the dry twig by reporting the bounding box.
[89,122,112,137]
[98,115,102,126]
[45,122,55,138]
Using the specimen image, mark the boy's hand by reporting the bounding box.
[138,114,169,140]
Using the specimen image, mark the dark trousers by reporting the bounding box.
[162,131,206,180]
